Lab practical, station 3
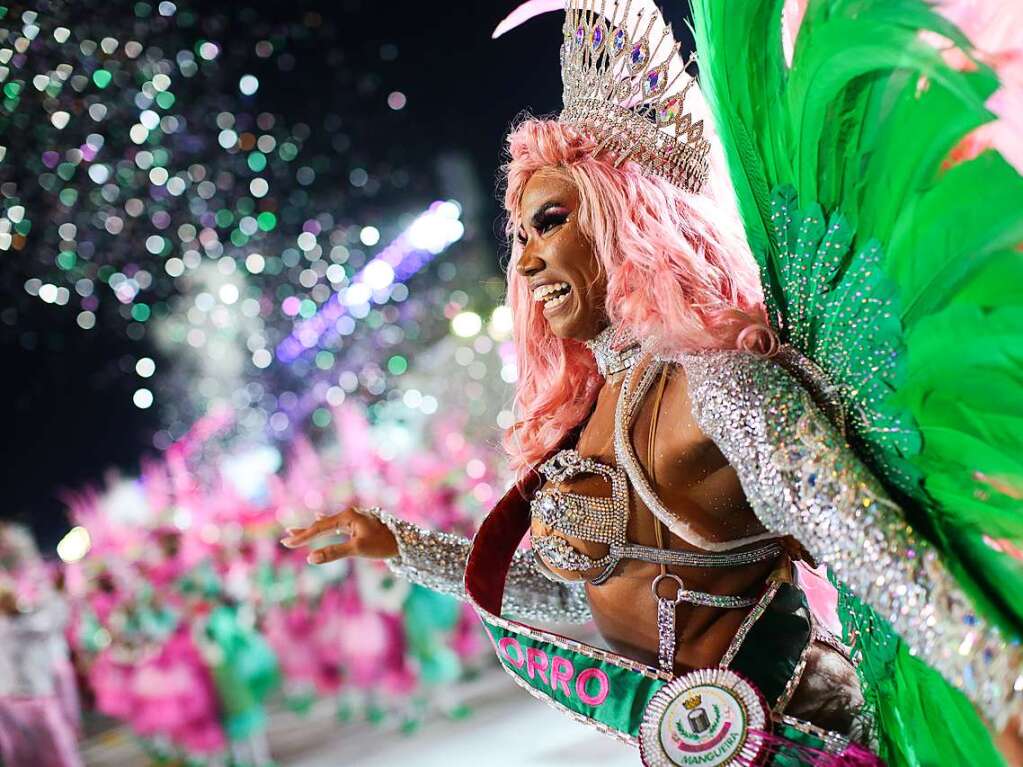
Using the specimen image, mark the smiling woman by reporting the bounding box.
[281,0,1023,763]
[514,169,607,342]
[499,118,774,476]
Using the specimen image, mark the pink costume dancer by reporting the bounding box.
[128,623,227,758]
[0,586,83,767]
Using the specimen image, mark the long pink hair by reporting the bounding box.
[501,118,775,480]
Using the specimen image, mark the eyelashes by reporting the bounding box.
[536,208,569,231]
[517,207,569,246]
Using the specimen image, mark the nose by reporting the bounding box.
[515,244,544,278]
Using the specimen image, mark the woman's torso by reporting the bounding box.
[530,355,783,670]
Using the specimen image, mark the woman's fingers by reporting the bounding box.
[280,515,342,548]
[280,507,360,548]
[307,540,357,565]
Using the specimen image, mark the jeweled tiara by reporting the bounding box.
[496,0,711,194]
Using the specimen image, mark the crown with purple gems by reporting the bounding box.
[558,0,710,194]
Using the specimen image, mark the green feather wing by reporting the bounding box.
[691,0,1023,728]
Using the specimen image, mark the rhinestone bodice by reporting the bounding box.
[530,352,787,585]
[530,449,630,584]
[530,443,784,585]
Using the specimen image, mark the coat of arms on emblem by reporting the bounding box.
[639,668,769,767]
[683,694,711,733]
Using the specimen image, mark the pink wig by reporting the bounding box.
[500,118,774,480]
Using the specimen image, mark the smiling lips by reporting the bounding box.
[533,281,572,312]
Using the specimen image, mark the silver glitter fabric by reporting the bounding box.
[368,508,591,625]
[678,350,1021,726]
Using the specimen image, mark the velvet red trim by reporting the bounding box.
[464,472,539,615]
[465,425,587,615]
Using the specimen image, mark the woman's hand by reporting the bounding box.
[998,714,1023,767]
[279,507,398,564]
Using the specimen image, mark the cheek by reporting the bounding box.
[560,230,600,283]
[574,251,605,298]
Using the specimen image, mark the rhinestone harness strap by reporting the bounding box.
[615,356,785,552]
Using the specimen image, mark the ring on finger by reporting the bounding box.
[337,506,362,536]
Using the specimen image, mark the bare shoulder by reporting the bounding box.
[629,356,706,442]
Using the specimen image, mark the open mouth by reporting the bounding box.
[533,282,572,313]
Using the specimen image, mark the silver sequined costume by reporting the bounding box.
[679,351,1017,725]
[373,350,1017,724]
[371,507,591,625]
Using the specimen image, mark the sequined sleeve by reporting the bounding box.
[680,350,1018,725]
[368,508,591,624]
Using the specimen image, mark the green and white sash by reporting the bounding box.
[462,492,857,765]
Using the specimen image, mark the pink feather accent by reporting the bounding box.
[781,0,809,66]
[936,0,1023,175]
[493,0,565,40]
[748,729,884,765]
[794,559,843,636]
[781,0,1023,174]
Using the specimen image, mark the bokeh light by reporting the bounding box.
[451,311,482,338]
[56,525,91,563]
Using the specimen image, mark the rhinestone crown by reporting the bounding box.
[559,0,711,193]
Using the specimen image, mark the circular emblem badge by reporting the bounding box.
[639,668,768,767]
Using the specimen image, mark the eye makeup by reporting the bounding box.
[531,202,569,231]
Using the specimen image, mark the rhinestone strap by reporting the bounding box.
[618,540,783,569]
[615,356,784,552]
[532,534,617,581]
[654,574,682,673]
[652,573,758,674]
[674,590,758,609]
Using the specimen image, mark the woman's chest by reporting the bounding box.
[530,363,763,579]
[551,367,726,511]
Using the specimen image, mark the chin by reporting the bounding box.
[555,324,589,342]
[547,312,578,340]
[543,296,590,340]
[547,322,570,340]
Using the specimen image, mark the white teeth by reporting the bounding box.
[544,292,570,310]
[532,282,571,303]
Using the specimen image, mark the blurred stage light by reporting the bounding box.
[276,200,464,363]
[133,388,154,408]
[135,357,156,377]
[452,311,482,338]
[488,305,513,339]
[56,526,91,563]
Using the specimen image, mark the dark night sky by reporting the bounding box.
[0,0,690,548]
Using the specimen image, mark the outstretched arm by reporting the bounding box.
[280,507,590,624]
[680,350,1019,725]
